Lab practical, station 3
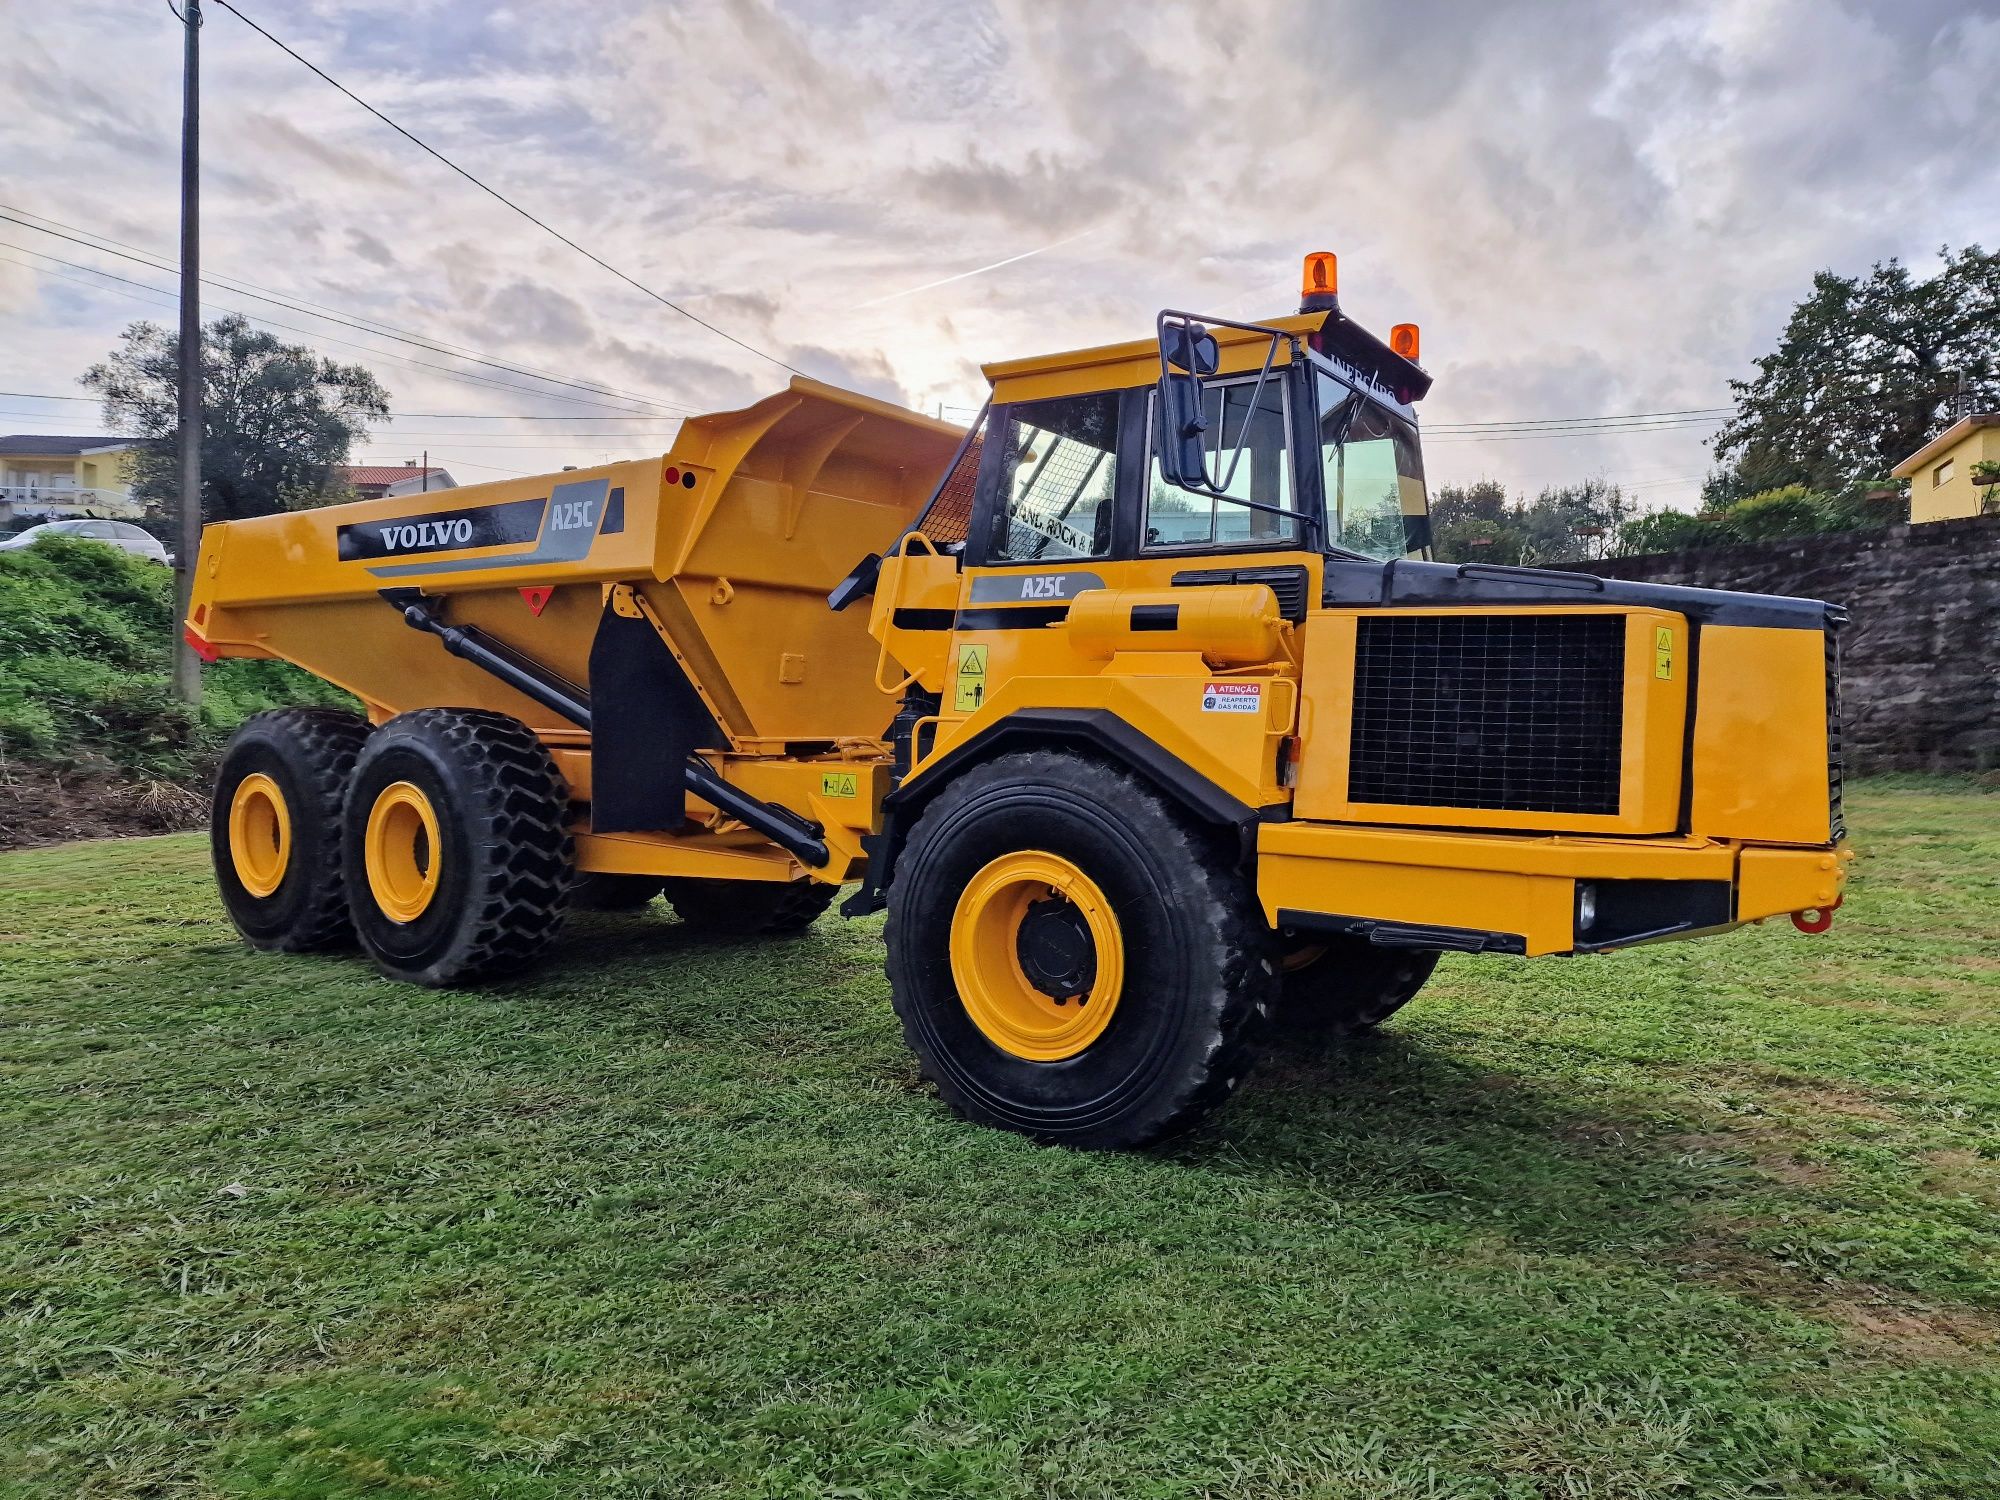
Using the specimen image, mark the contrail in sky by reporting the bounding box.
[854,225,1102,309]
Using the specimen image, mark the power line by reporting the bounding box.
[0,202,689,416]
[1425,406,1730,432]
[209,0,808,379]
[0,410,680,441]
[0,390,685,423]
[1426,419,1724,445]
[0,223,694,416]
[0,243,697,418]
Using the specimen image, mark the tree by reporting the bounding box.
[1426,478,1632,565]
[84,314,390,523]
[1516,479,1632,565]
[1429,479,1522,563]
[1711,245,2000,494]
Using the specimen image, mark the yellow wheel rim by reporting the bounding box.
[364,781,442,924]
[227,772,291,899]
[1282,942,1328,974]
[949,850,1124,1062]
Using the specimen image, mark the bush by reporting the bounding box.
[0,533,354,780]
[1723,485,1832,540]
[1616,481,1907,557]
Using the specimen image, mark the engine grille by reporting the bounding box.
[1348,613,1626,816]
[1172,564,1309,622]
[1826,622,1846,843]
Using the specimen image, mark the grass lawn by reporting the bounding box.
[2,783,1997,1499]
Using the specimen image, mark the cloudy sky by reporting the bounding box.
[2,0,1996,507]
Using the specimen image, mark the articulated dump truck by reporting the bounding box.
[189,253,1852,1149]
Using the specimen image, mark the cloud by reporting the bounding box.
[0,0,1993,504]
[346,229,397,269]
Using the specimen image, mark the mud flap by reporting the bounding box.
[586,598,726,832]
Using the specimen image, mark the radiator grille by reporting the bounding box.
[1348,614,1626,815]
[1826,623,1846,843]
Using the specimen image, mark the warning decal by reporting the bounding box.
[1654,626,1674,680]
[954,643,989,712]
[1202,681,1262,714]
[819,771,859,799]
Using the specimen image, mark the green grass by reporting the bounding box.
[3,785,1996,1499]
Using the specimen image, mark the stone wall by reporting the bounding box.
[1576,515,2000,773]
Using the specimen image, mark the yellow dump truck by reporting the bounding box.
[189,253,1852,1148]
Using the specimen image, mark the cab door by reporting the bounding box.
[926,369,1318,811]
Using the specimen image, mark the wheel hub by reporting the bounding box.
[1015,895,1096,1002]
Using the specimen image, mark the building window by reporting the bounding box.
[991,391,1119,561]
[1934,458,1954,487]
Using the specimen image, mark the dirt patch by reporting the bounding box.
[1924,1149,2000,1207]
[1679,1065,1902,1122]
[0,763,206,850]
[1666,1130,1834,1187]
[1674,1233,1999,1364]
[1766,1083,1899,1120]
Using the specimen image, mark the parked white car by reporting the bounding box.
[0,518,171,565]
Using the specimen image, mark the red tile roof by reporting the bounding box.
[340,465,447,487]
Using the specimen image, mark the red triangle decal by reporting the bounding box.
[519,586,553,616]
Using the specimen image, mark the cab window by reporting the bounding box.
[990,391,1119,562]
[1314,359,1431,559]
[1146,377,1299,549]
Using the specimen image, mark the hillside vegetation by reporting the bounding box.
[0,535,352,845]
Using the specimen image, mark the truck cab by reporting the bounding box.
[859,260,1848,970]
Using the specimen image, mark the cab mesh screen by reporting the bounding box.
[916,433,982,546]
[1347,613,1626,816]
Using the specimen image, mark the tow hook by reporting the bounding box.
[1791,897,1843,934]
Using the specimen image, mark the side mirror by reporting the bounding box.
[1164,322,1219,376]
[1157,369,1209,489]
[827,551,882,611]
[1157,320,1218,489]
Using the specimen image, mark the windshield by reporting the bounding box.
[1312,360,1431,560]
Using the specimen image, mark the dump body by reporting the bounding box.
[190,378,961,882]
[190,377,959,745]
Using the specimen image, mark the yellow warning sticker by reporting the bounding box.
[819,771,859,799]
[1654,626,1674,680]
[954,643,988,712]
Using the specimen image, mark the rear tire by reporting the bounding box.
[211,708,371,952]
[342,709,572,987]
[1277,938,1439,1036]
[884,751,1276,1150]
[660,877,837,936]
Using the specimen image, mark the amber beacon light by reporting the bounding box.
[1390,323,1421,361]
[1299,251,1339,312]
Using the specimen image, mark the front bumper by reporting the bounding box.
[1257,822,1851,957]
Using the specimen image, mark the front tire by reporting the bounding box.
[885,751,1276,1150]
[211,708,371,952]
[1278,938,1439,1037]
[342,709,572,987]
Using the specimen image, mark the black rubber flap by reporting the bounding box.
[586,599,727,832]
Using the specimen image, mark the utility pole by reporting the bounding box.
[172,0,204,705]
